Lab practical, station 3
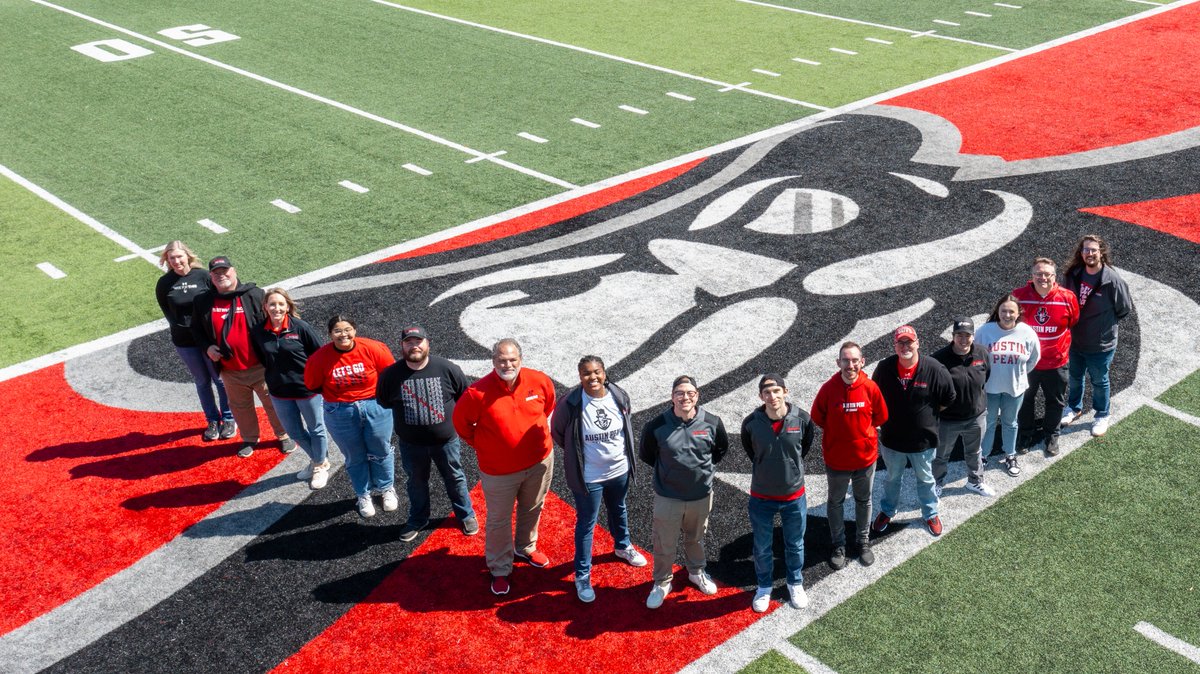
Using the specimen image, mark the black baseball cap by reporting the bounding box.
[208,256,233,271]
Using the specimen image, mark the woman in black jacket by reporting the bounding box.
[252,288,330,489]
[154,241,233,441]
[551,356,646,603]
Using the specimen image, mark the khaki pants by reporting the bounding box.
[651,491,713,586]
[220,364,286,444]
[479,451,553,576]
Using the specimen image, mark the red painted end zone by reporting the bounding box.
[277,487,763,673]
[379,158,706,262]
[0,365,287,635]
[1082,192,1200,245]
[889,4,1200,161]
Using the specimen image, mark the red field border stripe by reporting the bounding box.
[379,158,707,262]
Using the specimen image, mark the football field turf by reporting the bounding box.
[3,1,1200,672]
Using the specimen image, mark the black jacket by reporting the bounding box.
[639,407,728,501]
[551,381,636,495]
[251,317,325,398]
[191,282,266,359]
[740,403,814,499]
[155,268,210,347]
[872,355,956,452]
[931,343,990,421]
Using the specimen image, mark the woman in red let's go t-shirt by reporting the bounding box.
[305,315,396,519]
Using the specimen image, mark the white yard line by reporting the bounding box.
[115,244,166,263]
[1143,398,1200,428]
[793,57,821,65]
[618,104,649,115]
[517,131,548,143]
[27,0,577,190]
[933,19,962,26]
[665,92,695,101]
[270,198,301,213]
[966,11,993,17]
[1135,622,1200,664]
[994,3,1022,8]
[571,117,602,127]
[1127,0,1164,5]
[197,218,229,233]
[338,180,370,193]
[36,262,67,279]
[775,642,839,673]
[362,0,827,110]
[829,47,858,55]
[752,68,781,76]
[402,163,433,176]
[734,0,1017,51]
[0,162,161,268]
[865,37,893,45]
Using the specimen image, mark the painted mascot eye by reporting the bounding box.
[688,176,860,234]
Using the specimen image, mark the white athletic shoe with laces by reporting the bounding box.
[751,587,772,613]
[356,494,376,518]
[788,584,809,609]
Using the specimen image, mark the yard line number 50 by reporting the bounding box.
[71,25,238,62]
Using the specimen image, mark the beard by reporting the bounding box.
[496,368,519,382]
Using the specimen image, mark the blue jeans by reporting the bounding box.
[748,494,806,588]
[271,394,328,464]
[880,445,938,520]
[398,437,475,528]
[1067,349,1115,419]
[571,472,633,578]
[983,391,1025,458]
[175,345,232,423]
[323,399,394,497]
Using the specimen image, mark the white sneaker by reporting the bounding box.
[965,481,996,497]
[787,583,808,609]
[310,461,330,490]
[751,587,772,613]
[1091,416,1110,437]
[381,488,399,511]
[296,462,314,481]
[688,570,717,595]
[356,494,376,519]
[614,547,648,567]
[1060,409,1081,427]
[646,583,671,609]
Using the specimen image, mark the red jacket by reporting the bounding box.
[1013,283,1079,369]
[453,368,556,475]
[810,372,888,471]
[303,338,395,403]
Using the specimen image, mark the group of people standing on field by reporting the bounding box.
[154,234,1130,614]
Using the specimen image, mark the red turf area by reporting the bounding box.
[277,487,762,672]
[1082,193,1200,245]
[889,3,1200,161]
[1,365,286,635]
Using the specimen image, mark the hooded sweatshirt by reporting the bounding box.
[810,372,888,471]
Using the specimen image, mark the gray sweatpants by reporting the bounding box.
[826,464,875,548]
[933,413,986,485]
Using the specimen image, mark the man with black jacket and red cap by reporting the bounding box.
[740,374,814,613]
[871,325,956,537]
[192,256,291,458]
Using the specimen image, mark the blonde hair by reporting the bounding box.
[264,287,301,318]
[159,241,202,272]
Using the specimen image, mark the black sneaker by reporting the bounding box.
[858,540,875,566]
[236,443,255,458]
[279,438,297,454]
[1001,455,1021,477]
[218,419,237,440]
[202,421,220,441]
[829,546,847,570]
[398,524,421,543]
[1045,436,1060,457]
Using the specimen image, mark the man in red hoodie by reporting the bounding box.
[1013,257,1079,456]
[452,338,556,597]
[811,341,888,570]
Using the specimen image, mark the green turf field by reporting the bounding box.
[748,394,1200,673]
[0,0,1155,369]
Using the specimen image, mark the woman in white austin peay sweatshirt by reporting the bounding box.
[975,294,1041,478]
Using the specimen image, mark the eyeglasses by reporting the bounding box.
[1081,247,1101,254]
[671,390,698,399]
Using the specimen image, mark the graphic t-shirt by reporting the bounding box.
[1078,270,1100,308]
[376,356,470,445]
[581,391,628,483]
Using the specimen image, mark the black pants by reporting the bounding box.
[1018,365,1069,444]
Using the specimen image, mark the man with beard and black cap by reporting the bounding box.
[192,256,292,458]
[377,325,478,543]
[931,317,993,497]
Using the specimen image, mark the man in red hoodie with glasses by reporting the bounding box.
[811,341,888,570]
